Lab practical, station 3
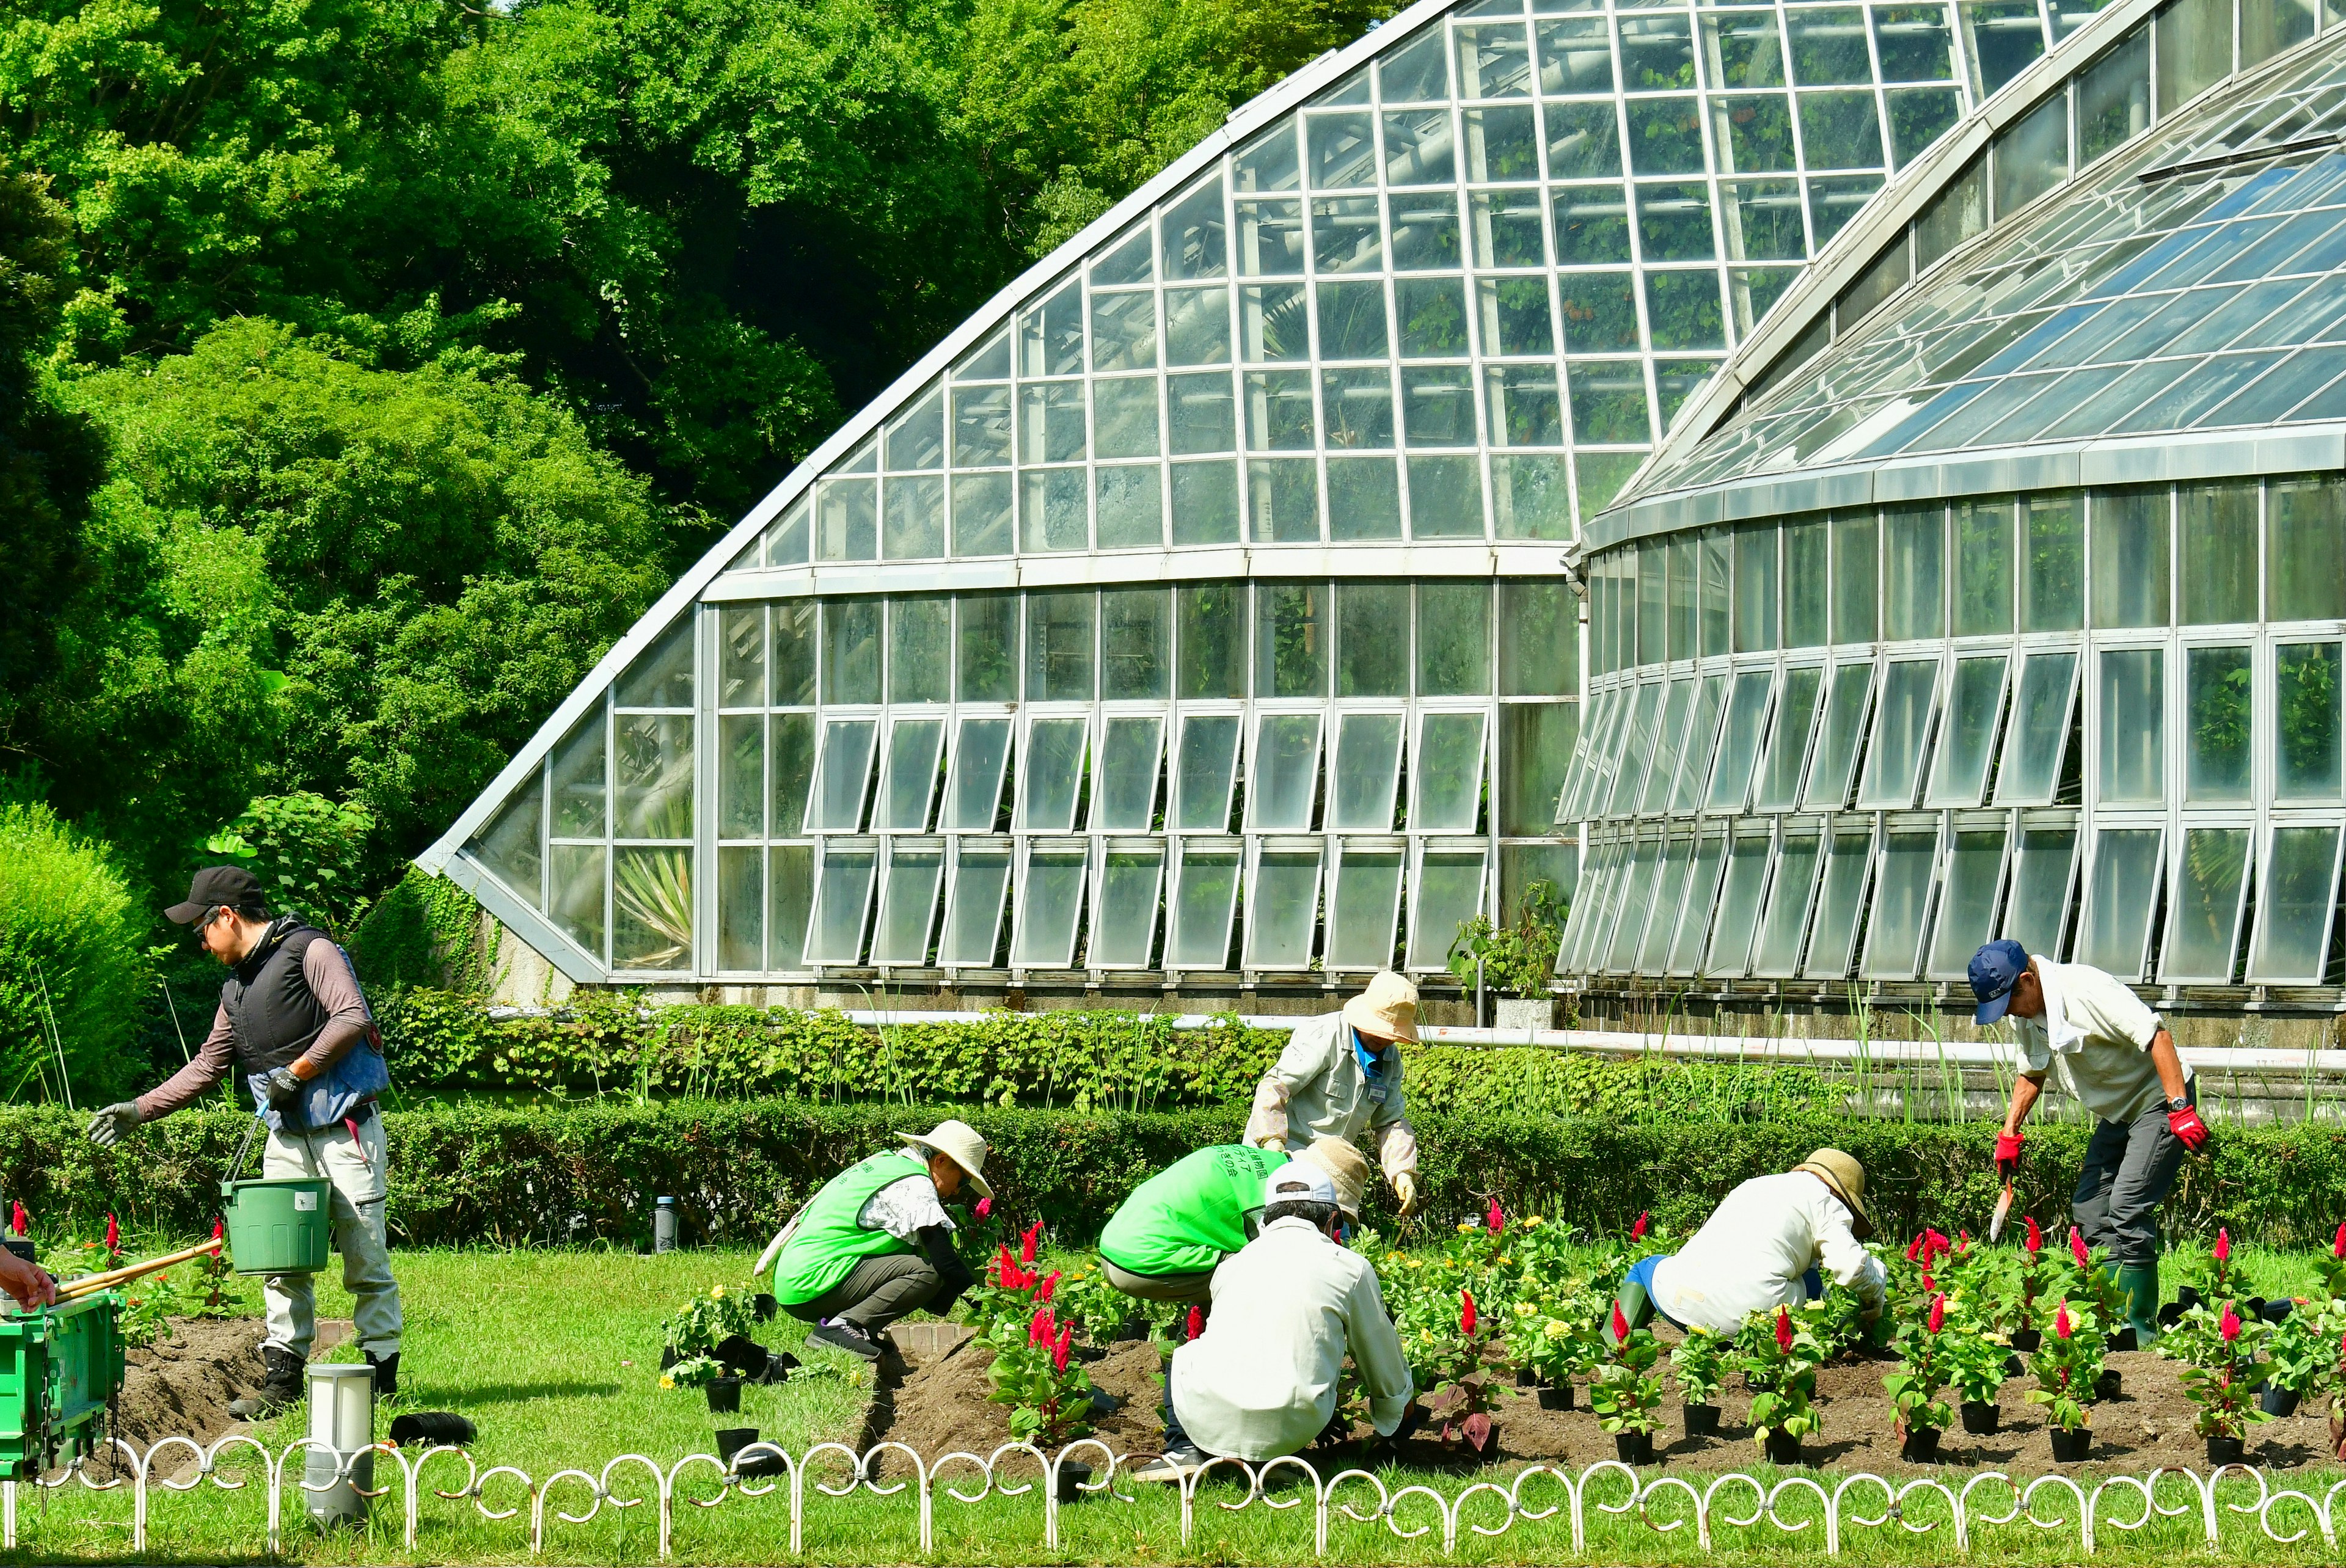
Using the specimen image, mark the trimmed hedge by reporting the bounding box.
[7,1100,2345,1252]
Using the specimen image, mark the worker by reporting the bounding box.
[1611,1149,1885,1339]
[761,1120,989,1362]
[0,1249,54,1312]
[86,866,403,1418]
[1244,971,1423,1219]
[1100,1137,1368,1304]
[1970,938,2205,1348]
[1133,1161,1412,1481]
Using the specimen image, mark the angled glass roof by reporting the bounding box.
[1623,32,2346,500]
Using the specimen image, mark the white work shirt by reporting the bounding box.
[1170,1216,1414,1460]
[2010,956,2184,1125]
[1243,1013,1420,1175]
[1648,1172,1885,1336]
[858,1175,952,1242]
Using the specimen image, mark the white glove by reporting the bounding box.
[1391,1171,1421,1218]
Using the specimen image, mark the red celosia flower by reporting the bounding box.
[1774,1307,1794,1354]
[1906,1233,1924,1263]
[1030,1306,1054,1347]
[1053,1323,1073,1375]
[1486,1198,1504,1234]
[1461,1289,1477,1336]
[104,1214,118,1253]
[976,1196,992,1219]
[2070,1227,2089,1268]
[1038,1271,1061,1304]
[2221,1303,2242,1344]
[1631,1212,1650,1242]
[2333,1220,2345,1260]
[1928,1294,1945,1335]
[1020,1221,1043,1265]
[211,1217,223,1241]
[1186,1305,1205,1342]
[2055,1304,2072,1340]
[2026,1216,2043,1255]
[2215,1228,2231,1264]
[1921,1271,1935,1293]
[1612,1300,1630,1343]
[10,1201,24,1236]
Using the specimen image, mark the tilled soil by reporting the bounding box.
[871,1338,1168,1478]
[83,1315,349,1481]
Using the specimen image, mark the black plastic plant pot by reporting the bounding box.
[388,1412,477,1448]
[1613,1431,1656,1467]
[2262,1299,2295,1324]
[715,1428,758,1464]
[1054,1462,1094,1504]
[2262,1385,2302,1418]
[2109,1326,2138,1354]
[759,1352,800,1387]
[2003,1353,2026,1378]
[753,1293,778,1322]
[1684,1402,1720,1436]
[660,1346,680,1371]
[715,1334,770,1380]
[1517,1368,1541,1389]
[2049,1428,2091,1464]
[1538,1385,1574,1412]
[2158,1301,2187,1329]
[2009,1329,2042,1352]
[1960,1401,2001,1435]
[2094,1369,2122,1402]
[2207,1434,2246,1466]
[2177,1285,2204,1313]
[1900,1427,1942,1464]
[706,1377,744,1415]
[1763,1431,1802,1467]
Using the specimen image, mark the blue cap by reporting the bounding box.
[1968,939,2030,1025]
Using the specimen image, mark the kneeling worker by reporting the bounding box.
[763,1120,990,1361]
[1136,1161,1411,1481]
[1612,1149,1885,1339]
[1245,971,1425,1219]
[1100,1137,1368,1304]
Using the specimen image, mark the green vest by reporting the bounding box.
[1098,1145,1288,1278]
[772,1151,927,1305]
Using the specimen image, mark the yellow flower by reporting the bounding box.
[1524,1216,1546,1228]
[659,1375,676,1390]
[1419,1329,1434,1344]
[1543,1319,1568,1340]
[1405,1258,1424,1269]
[1456,1222,1476,1234]
[711,1285,726,1299]
[1513,1301,1533,1316]
[1496,1256,1511,1266]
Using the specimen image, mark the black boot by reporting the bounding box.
[230,1344,306,1420]
[366,1351,400,1397]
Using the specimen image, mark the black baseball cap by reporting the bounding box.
[166,866,264,925]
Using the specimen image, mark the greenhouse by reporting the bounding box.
[429,0,2165,991]
[1564,4,2346,1002]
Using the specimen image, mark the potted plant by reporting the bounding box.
[1945,1316,2009,1434]
[2262,1303,2325,1417]
[2025,1302,2104,1463]
[1446,882,1563,1031]
[662,1354,740,1412]
[2181,1302,2271,1464]
[1672,1326,1727,1436]
[1883,1294,1954,1462]
[986,1302,1097,1484]
[1519,1303,1595,1411]
[1740,1307,1822,1466]
[662,1283,762,1369]
[1416,1289,1516,1452]
[2007,1217,2049,1350]
[1589,1301,1664,1465]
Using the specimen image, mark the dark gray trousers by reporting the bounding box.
[784,1253,943,1332]
[2071,1082,2192,1267]
[1102,1258,1216,1305]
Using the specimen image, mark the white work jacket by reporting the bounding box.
[1648,1172,1885,1336]
[1242,1013,1419,1175]
[2011,955,2186,1125]
[1169,1216,1414,1460]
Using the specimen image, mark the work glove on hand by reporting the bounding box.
[1252,1134,1285,1151]
[1390,1170,1422,1219]
[86,1103,141,1148]
[262,1067,305,1112]
[1993,1131,2024,1182]
[2168,1104,2210,1153]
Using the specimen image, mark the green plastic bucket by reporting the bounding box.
[221,1177,331,1275]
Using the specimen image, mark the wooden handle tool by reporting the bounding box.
[53,1238,225,1301]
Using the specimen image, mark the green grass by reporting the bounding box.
[4,1245,2343,1564]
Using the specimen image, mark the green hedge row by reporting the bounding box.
[8,1100,2345,1252]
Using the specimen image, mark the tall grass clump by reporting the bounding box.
[0,803,150,1106]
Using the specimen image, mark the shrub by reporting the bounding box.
[0,803,149,1106]
[349,868,494,993]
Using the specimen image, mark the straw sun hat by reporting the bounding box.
[1791,1148,1871,1239]
[1293,1137,1371,1217]
[1340,971,1420,1044]
[902,1120,993,1199]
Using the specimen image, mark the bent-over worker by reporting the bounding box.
[1244,971,1424,1218]
[87,866,402,1418]
[1970,938,2205,1347]
[1100,1137,1368,1304]
[1135,1160,1411,1481]
[1612,1148,1885,1340]
[763,1120,989,1362]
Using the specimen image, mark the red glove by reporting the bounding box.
[1993,1131,2024,1181]
[2168,1105,2209,1153]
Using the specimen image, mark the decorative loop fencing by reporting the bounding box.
[3,1437,2336,1559]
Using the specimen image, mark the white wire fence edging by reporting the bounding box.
[9,1436,2346,1559]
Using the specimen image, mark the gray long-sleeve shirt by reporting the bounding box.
[137,940,373,1121]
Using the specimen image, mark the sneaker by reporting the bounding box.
[806,1320,883,1362]
[1127,1446,1208,1484]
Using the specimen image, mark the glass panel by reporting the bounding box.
[875,718,945,833]
[1996,651,2077,805]
[1784,520,1828,649]
[1094,717,1164,831]
[807,847,875,964]
[1410,848,1488,971]
[1602,681,1662,816]
[2269,475,2346,622]
[767,712,817,836]
[1021,719,1087,831]
[1803,662,1874,809]
[1639,679,1697,815]
[1175,715,1243,830]
[1668,833,1730,974]
[615,713,694,839]
[2020,495,2083,633]
[2154,0,2226,113]
[1417,583,1491,696]
[767,843,814,970]
[1257,583,1328,698]
[2078,826,2161,980]
[809,719,876,831]
[1013,850,1087,968]
[470,773,544,910]
[944,718,1012,831]
[2184,645,2251,803]
[1246,848,1323,968]
[823,600,882,704]
[772,601,817,706]
[1170,847,1241,968]
[2163,827,2248,982]
[1606,841,1662,974]
[1163,176,1229,280]
[1328,456,1404,540]
[2179,481,2258,625]
[1703,833,1771,978]
[2078,27,2150,162]
[1667,536,1697,659]
[1026,590,1096,702]
[716,714,764,841]
[2097,647,2164,804]
[1991,90,2067,215]
[1332,713,1405,830]
[1092,846,1166,968]
[1177,585,1248,700]
[1698,527,1731,656]
[1706,670,1775,811]
[1559,841,1619,974]
[1328,848,1404,970]
[549,843,605,961]
[1636,838,1695,973]
[1803,828,1873,978]
[1832,511,1877,644]
[940,844,1010,966]
[2091,487,2171,629]
[2249,826,2343,983]
[717,845,761,971]
[551,708,607,839]
[1499,582,1576,696]
[1102,589,1170,701]
[1752,830,1825,975]
[1734,525,1779,652]
[1339,583,1411,698]
[1416,712,1488,832]
[1926,655,2008,806]
[1752,666,1824,812]
[1927,827,2008,977]
[1882,503,1945,641]
[953,473,1014,556]
[1251,713,1323,830]
[1860,828,1937,979]
[888,600,949,705]
[817,476,877,561]
[2003,824,2077,960]
[616,619,693,709]
[2276,641,2344,801]
[1857,658,1937,809]
[1953,499,2015,636]
[719,607,764,709]
[871,848,943,965]
[1674,673,1730,812]
[1097,464,1164,547]
[957,595,1017,702]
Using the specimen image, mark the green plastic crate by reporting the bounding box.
[0,1294,124,1473]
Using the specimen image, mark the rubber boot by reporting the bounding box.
[1609,1280,1654,1347]
[2116,1261,2161,1349]
[230,1344,306,1420]
[366,1351,400,1397]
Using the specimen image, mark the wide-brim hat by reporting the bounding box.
[1293,1137,1370,1217]
[1340,970,1420,1044]
[903,1120,993,1199]
[1791,1148,1871,1239]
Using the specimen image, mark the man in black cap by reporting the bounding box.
[89,866,404,1416]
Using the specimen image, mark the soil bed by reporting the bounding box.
[871,1338,1168,1478]
[84,1316,348,1481]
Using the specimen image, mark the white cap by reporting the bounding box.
[1263,1162,1339,1209]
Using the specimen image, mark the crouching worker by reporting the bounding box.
[1610,1148,1885,1340]
[1100,1138,1368,1305]
[763,1120,990,1362]
[1133,1161,1411,1482]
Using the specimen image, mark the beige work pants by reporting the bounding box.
[260,1113,403,1360]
